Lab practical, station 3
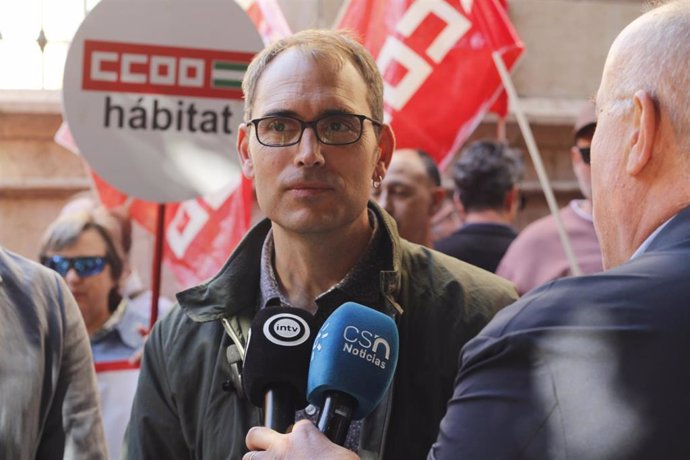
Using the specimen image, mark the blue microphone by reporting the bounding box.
[307,302,399,445]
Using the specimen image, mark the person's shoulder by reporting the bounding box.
[401,241,518,302]
[0,247,66,296]
[514,210,566,243]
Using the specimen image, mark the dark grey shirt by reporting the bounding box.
[257,210,390,450]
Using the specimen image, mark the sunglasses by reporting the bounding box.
[578,146,591,165]
[41,255,110,278]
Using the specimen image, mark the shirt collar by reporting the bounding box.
[258,209,388,320]
[630,215,675,260]
[90,299,146,349]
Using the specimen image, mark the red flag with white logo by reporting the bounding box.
[336,0,523,166]
[55,0,290,288]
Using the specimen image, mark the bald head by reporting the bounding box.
[592,0,690,269]
[601,0,690,151]
[372,149,444,246]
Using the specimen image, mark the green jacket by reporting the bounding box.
[124,203,517,460]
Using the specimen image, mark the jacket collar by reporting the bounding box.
[645,204,690,254]
[177,201,403,322]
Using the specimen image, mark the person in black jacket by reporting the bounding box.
[434,140,523,272]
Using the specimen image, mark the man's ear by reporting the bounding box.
[571,146,584,167]
[504,186,518,212]
[627,90,657,176]
[452,191,466,218]
[371,124,395,184]
[237,123,255,179]
[430,187,446,215]
[376,124,395,170]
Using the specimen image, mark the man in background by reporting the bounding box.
[434,140,524,272]
[372,148,446,247]
[497,102,603,293]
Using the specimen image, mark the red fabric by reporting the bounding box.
[94,359,140,373]
[337,0,523,166]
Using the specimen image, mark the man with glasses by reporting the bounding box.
[124,29,517,460]
[40,210,147,460]
[497,101,603,294]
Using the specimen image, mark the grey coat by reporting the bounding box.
[0,247,106,460]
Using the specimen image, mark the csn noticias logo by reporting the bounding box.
[313,320,392,370]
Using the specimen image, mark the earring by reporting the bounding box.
[372,175,383,189]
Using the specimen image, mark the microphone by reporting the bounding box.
[242,307,315,433]
[307,302,399,445]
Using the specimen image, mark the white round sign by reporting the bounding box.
[62,0,264,202]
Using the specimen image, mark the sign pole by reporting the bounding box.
[492,51,582,276]
[149,203,166,329]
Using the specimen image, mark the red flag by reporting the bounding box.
[487,0,510,117]
[55,1,291,288]
[337,0,523,166]
[238,0,292,44]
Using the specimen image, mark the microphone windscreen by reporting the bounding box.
[242,307,315,409]
[307,302,399,420]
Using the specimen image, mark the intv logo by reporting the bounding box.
[82,40,254,99]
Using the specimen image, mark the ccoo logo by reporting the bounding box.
[263,313,311,347]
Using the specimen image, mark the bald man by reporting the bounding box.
[245,2,690,458]
[372,148,445,247]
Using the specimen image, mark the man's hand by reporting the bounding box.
[243,420,360,460]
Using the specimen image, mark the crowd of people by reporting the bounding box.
[1,1,689,458]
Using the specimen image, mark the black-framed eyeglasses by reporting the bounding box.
[246,113,382,147]
[578,146,591,165]
[41,255,110,278]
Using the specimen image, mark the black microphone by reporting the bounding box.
[242,307,315,433]
[307,302,399,445]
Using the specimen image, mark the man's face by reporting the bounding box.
[237,49,392,236]
[372,149,438,245]
[45,228,116,335]
[571,136,593,200]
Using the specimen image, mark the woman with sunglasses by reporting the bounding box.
[39,210,148,460]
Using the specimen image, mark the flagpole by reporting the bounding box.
[496,116,507,143]
[492,51,582,276]
[149,203,166,329]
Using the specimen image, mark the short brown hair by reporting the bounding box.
[242,29,384,122]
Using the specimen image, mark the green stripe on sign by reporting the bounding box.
[212,61,246,89]
[214,61,248,72]
[212,79,242,88]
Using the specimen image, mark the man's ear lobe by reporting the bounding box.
[627,90,657,176]
[237,124,255,179]
[377,125,395,169]
[429,187,446,215]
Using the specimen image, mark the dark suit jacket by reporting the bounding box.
[429,205,690,460]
